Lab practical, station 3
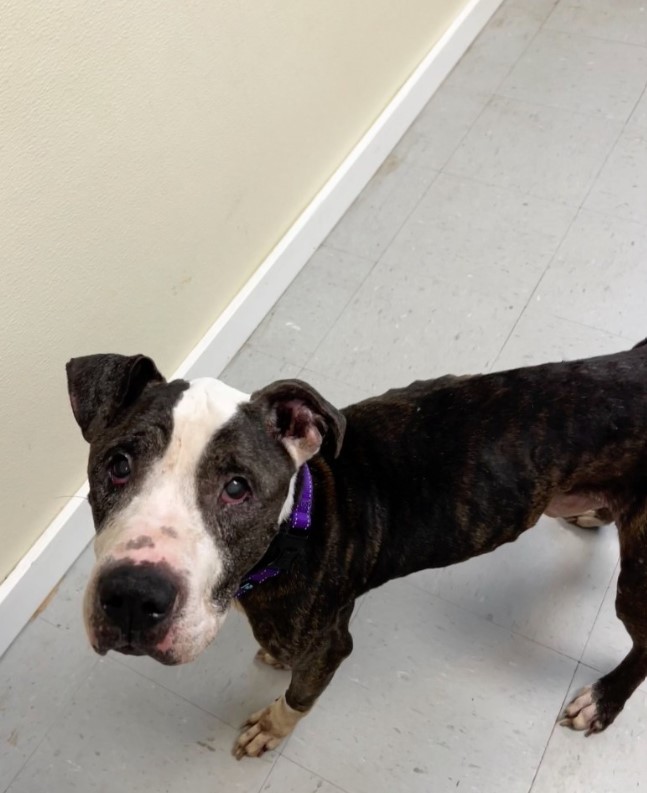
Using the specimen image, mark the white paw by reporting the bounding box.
[233,705,282,759]
[233,696,303,760]
[567,510,607,529]
[254,648,290,670]
[560,685,604,735]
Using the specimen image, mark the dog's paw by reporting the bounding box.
[233,696,303,760]
[559,685,607,736]
[565,509,611,529]
[254,648,290,670]
[233,705,282,759]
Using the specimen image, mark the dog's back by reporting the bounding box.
[333,343,647,579]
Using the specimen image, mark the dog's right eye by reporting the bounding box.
[221,477,250,505]
[109,453,132,486]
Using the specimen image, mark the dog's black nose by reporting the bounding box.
[98,565,177,637]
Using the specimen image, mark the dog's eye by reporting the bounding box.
[109,453,132,486]
[221,477,250,505]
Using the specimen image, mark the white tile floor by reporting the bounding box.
[3,1,647,790]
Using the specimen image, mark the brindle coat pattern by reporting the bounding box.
[67,341,647,756]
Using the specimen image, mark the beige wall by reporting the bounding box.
[0,0,469,583]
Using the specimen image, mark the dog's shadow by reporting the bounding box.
[399,515,619,666]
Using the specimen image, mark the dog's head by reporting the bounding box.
[66,353,345,665]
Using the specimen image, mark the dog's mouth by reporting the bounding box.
[115,643,147,657]
[89,605,180,663]
[84,562,235,667]
[92,636,183,666]
[88,598,230,666]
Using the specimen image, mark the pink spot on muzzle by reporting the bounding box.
[156,631,175,653]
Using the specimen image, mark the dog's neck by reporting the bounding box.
[235,464,314,598]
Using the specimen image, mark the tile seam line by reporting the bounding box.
[105,653,268,734]
[322,49,507,261]
[488,5,547,95]
[577,559,620,666]
[38,612,82,631]
[245,340,309,373]
[506,72,647,367]
[244,245,377,368]
[255,751,281,793]
[542,22,647,52]
[292,8,549,369]
[491,89,640,124]
[398,67,500,175]
[402,575,583,665]
[1,655,101,793]
[320,178,583,327]
[250,248,386,371]
[309,1,557,353]
[439,165,579,209]
[528,656,625,792]
[303,170,446,366]
[577,73,647,209]
[489,221,643,373]
[486,74,645,370]
[321,237,396,262]
[335,80,511,266]
[486,215,579,373]
[429,10,550,184]
[274,754,354,793]
[538,309,639,345]
[353,163,444,261]
[228,346,302,372]
[577,200,647,229]
[304,246,540,381]
[525,499,604,793]
[526,662,579,793]
[296,366,372,402]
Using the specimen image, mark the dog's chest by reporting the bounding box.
[239,586,337,663]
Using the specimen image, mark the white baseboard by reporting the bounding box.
[0,0,502,659]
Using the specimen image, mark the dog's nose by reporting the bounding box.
[98,565,177,637]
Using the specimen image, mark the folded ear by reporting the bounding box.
[66,353,164,443]
[251,379,346,466]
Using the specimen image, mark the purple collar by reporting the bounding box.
[235,464,313,598]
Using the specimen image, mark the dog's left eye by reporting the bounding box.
[109,452,132,486]
[221,477,250,505]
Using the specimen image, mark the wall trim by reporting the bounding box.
[0,0,502,658]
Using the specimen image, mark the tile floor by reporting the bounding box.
[3,0,647,790]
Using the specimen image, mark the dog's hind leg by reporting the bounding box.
[561,505,647,734]
[545,493,613,529]
[564,508,613,530]
[254,648,290,670]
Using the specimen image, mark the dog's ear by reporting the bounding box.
[66,354,165,443]
[251,379,346,466]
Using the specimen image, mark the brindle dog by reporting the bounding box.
[66,340,647,758]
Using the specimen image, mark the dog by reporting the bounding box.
[66,342,647,758]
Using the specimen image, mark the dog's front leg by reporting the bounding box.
[233,625,353,759]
